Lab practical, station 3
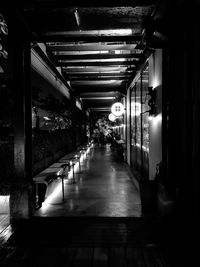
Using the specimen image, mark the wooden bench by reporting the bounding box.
[33,142,93,208]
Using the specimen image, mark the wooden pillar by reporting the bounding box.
[183,7,200,221]
[167,4,200,219]
[9,13,34,222]
[71,97,77,150]
[84,110,88,143]
[126,87,131,165]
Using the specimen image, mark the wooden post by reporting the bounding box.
[71,97,77,150]
[9,13,34,222]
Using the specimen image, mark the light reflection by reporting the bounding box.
[153,76,161,89]
[148,115,153,121]
[40,181,62,209]
[59,58,127,63]
[149,113,162,123]
[47,29,133,37]
[0,195,10,213]
[39,146,91,211]
[131,102,141,116]
[0,225,13,244]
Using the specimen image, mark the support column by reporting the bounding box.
[9,15,34,222]
[71,97,77,150]
[126,87,131,165]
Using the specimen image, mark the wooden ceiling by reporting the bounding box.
[20,0,157,113]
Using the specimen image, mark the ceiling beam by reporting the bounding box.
[62,66,132,72]
[42,34,142,43]
[59,61,136,66]
[64,72,131,77]
[88,108,110,111]
[74,86,127,94]
[73,84,125,89]
[81,96,115,100]
[76,89,124,95]
[71,83,127,88]
[79,91,117,96]
[55,53,142,60]
[64,71,132,75]
[64,76,130,81]
[31,44,73,94]
[47,44,137,51]
[23,0,156,8]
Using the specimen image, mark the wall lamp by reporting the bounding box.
[148,86,157,116]
[141,87,157,117]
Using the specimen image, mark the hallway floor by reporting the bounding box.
[0,144,179,266]
[35,144,141,217]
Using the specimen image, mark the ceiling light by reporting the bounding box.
[81,97,115,100]
[74,9,80,27]
[59,58,126,63]
[45,29,134,37]
[131,102,141,116]
[43,116,51,121]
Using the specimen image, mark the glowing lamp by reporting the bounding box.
[111,102,124,117]
[131,102,141,116]
[108,113,116,122]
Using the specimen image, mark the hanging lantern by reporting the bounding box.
[111,102,124,117]
[108,113,116,122]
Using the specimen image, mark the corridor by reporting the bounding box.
[0,144,176,267]
[1,1,197,265]
[35,144,141,217]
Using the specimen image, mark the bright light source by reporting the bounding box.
[111,102,124,117]
[148,115,153,121]
[74,9,80,27]
[43,116,51,120]
[142,145,149,152]
[81,96,115,100]
[40,181,62,209]
[60,58,126,63]
[108,113,116,122]
[131,102,141,116]
[0,195,10,214]
[76,99,82,110]
[47,29,133,37]
[149,113,162,122]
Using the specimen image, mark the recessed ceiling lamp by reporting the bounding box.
[74,9,80,27]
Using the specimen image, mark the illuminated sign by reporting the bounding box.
[111,102,124,117]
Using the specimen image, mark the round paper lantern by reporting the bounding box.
[111,102,124,117]
[108,113,116,122]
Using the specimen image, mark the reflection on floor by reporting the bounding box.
[0,144,179,266]
[35,144,141,217]
[0,214,12,245]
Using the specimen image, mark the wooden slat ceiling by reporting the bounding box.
[21,1,156,112]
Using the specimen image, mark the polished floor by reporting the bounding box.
[0,144,179,266]
[35,144,141,217]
